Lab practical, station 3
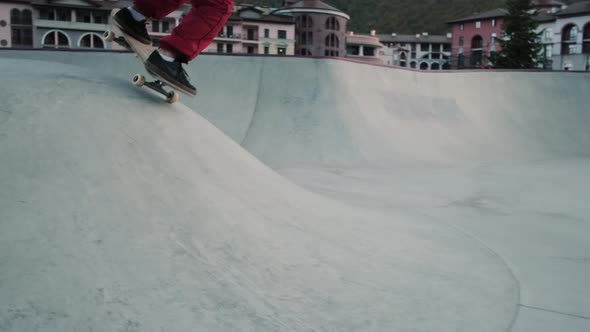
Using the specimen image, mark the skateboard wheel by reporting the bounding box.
[167,91,179,104]
[104,30,115,42]
[132,74,145,87]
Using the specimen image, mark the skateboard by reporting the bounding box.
[103,9,194,103]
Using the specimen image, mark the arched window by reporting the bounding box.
[471,35,483,50]
[79,33,104,48]
[43,30,70,48]
[10,9,21,25]
[431,63,440,70]
[296,15,313,29]
[420,62,429,70]
[326,17,339,31]
[22,9,32,25]
[325,34,339,48]
[562,24,579,55]
[583,23,590,54]
[410,61,417,69]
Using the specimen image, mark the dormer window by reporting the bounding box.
[476,21,481,29]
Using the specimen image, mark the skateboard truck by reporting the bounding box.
[132,74,179,104]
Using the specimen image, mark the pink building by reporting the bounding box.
[447,8,507,69]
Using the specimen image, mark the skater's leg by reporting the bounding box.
[158,0,234,62]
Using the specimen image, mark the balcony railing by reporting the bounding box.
[216,33,241,39]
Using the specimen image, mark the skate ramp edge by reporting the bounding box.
[0,57,519,331]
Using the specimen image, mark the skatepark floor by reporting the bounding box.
[0,50,589,331]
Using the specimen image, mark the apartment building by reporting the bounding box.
[205,6,295,56]
[377,32,452,70]
[447,8,507,69]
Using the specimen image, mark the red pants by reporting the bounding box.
[134,0,233,62]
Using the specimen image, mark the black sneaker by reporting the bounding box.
[145,51,197,96]
[113,8,151,45]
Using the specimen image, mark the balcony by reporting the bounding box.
[216,33,242,41]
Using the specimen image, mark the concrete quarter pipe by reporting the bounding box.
[0,50,589,331]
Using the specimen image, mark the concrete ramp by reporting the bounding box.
[0,51,589,331]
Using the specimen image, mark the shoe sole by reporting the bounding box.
[145,62,197,96]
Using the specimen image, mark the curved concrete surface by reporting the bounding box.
[1,50,589,331]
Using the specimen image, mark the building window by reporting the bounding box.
[247,29,255,40]
[583,23,590,54]
[476,21,481,29]
[227,26,233,37]
[492,19,496,27]
[11,9,21,24]
[43,30,69,48]
[217,43,223,53]
[544,28,553,41]
[278,47,286,55]
[325,34,339,48]
[79,33,104,48]
[56,8,71,21]
[264,29,269,38]
[364,47,375,56]
[264,46,269,55]
[247,46,255,54]
[162,21,170,33]
[410,61,417,68]
[471,35,483,49]
[226,44,233,53]
[460,24,464,31]
[94,12,108,24]
[326,17,339,31]
[76,10,91,23]
[295,15,313,28]
[152,20,160,33]
[420,43,429,52]
[278,30,287,39]
[562,24,579,55]
[431,63,440,70]
[346,45,360,55]
[10,9,33,47]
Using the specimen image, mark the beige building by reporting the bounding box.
[205,6,295,56]
[274,0,349,57]
[345,31,383,64]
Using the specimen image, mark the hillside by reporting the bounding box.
[250,0,582,35]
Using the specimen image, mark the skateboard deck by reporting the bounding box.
[104,9,196,103]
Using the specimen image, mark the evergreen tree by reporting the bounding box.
[492,0,542,69]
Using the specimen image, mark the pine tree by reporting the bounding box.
[492,0,542,69]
